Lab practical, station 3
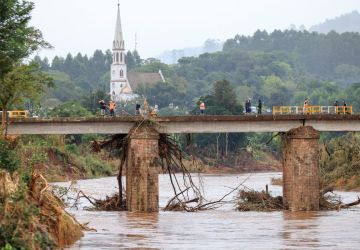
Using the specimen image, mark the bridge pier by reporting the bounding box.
[126,125,160,212]
[282,126,320,211]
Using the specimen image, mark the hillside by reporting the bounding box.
[156,39,223,64]
[310,10,360,34]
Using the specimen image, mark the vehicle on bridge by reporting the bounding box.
[272,106,353,115]
[0,110,29,118]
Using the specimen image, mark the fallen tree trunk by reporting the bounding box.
[340,197,360,208]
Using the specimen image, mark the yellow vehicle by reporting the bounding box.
[0,110,29,118]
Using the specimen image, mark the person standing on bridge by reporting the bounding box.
[99,100,106,116]
[342,100,347,114]
[135,103,141,115]
[334,100,339,114]
[245,98,251,113]
[257,99,262,115]
[303,98,309,114]
[199,101,205,115]
[108,100,116,117]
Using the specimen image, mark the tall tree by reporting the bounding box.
[0,0,50,78]
[0,0,51,134]
[0,63,52,132]
[212,79,242,114]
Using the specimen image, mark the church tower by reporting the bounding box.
[110,3,133,101]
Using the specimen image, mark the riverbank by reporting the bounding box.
[15,135,116,182]
[9,133,360,191]
[0,170,83,249]
[20,134,281,182]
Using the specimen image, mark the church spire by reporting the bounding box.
[113,2,124,50]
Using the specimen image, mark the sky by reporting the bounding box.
[30,0,360,60]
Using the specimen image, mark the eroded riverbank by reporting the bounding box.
[60,173,360,249]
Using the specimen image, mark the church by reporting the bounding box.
[110,4,165,102]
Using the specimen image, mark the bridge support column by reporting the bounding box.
[126,125,160,212]
[282,126,320,211]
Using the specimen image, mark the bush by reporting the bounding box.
[84,156,112,177]
[65,144,79,154]
[320,132,360,189]
[0,139,19,174]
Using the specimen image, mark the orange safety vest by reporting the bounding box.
[304,101,308,108]
[200,102,205,110]
[109,102,116,110]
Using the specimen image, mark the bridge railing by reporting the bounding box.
[273,106,353,115]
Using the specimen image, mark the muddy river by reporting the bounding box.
[59,173,360,249]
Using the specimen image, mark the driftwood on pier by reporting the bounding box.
[235,185,360,212]
[89,120,244,212]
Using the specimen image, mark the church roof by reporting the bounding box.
[128,72,165,91]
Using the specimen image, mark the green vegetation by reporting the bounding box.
[49,101,93,117]
[0,0,52,132]
[0,0,50,78]
[29,29,360,188]
[0,139,19,174]
[0,63,52,130]
[33,30,360,116]
[17,135,115,181]
[320,133,360,190]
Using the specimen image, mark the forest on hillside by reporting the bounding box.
[310,10,360,34]
[32,29,360,117]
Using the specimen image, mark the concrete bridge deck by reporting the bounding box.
[6,114,360,134]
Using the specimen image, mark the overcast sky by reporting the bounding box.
[30,0,360,60]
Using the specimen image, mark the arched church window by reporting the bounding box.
[120,69,124,77]
[116,53,119,63]
[120,52,123,63]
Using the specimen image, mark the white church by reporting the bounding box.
[110,4,135,102]
[110,4,166,102]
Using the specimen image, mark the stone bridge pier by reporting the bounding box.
[282,126,320,211]
[125,123,321,213]
[126,125,160,212]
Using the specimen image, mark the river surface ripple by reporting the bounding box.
[59,172,360,250]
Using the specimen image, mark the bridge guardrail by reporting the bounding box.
[273,106,353,115]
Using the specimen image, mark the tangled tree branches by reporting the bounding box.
[236,187,284,211]
[320,187,360,210]
[91,132,129,210]
[90,120,245,212]
[235,185,360,212]
[160,134,246,212]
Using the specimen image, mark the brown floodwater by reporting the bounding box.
[59,173,360,250]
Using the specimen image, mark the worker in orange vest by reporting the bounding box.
[108,100,116,117]
[200,101,205,115]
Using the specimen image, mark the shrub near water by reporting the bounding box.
[320,133,360,190]
[84,155,113,177]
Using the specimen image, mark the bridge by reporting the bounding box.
[6,114,360,134]
[6,114,360,213]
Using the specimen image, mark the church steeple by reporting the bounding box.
[110,2,134,102]
[113,3,124,50]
